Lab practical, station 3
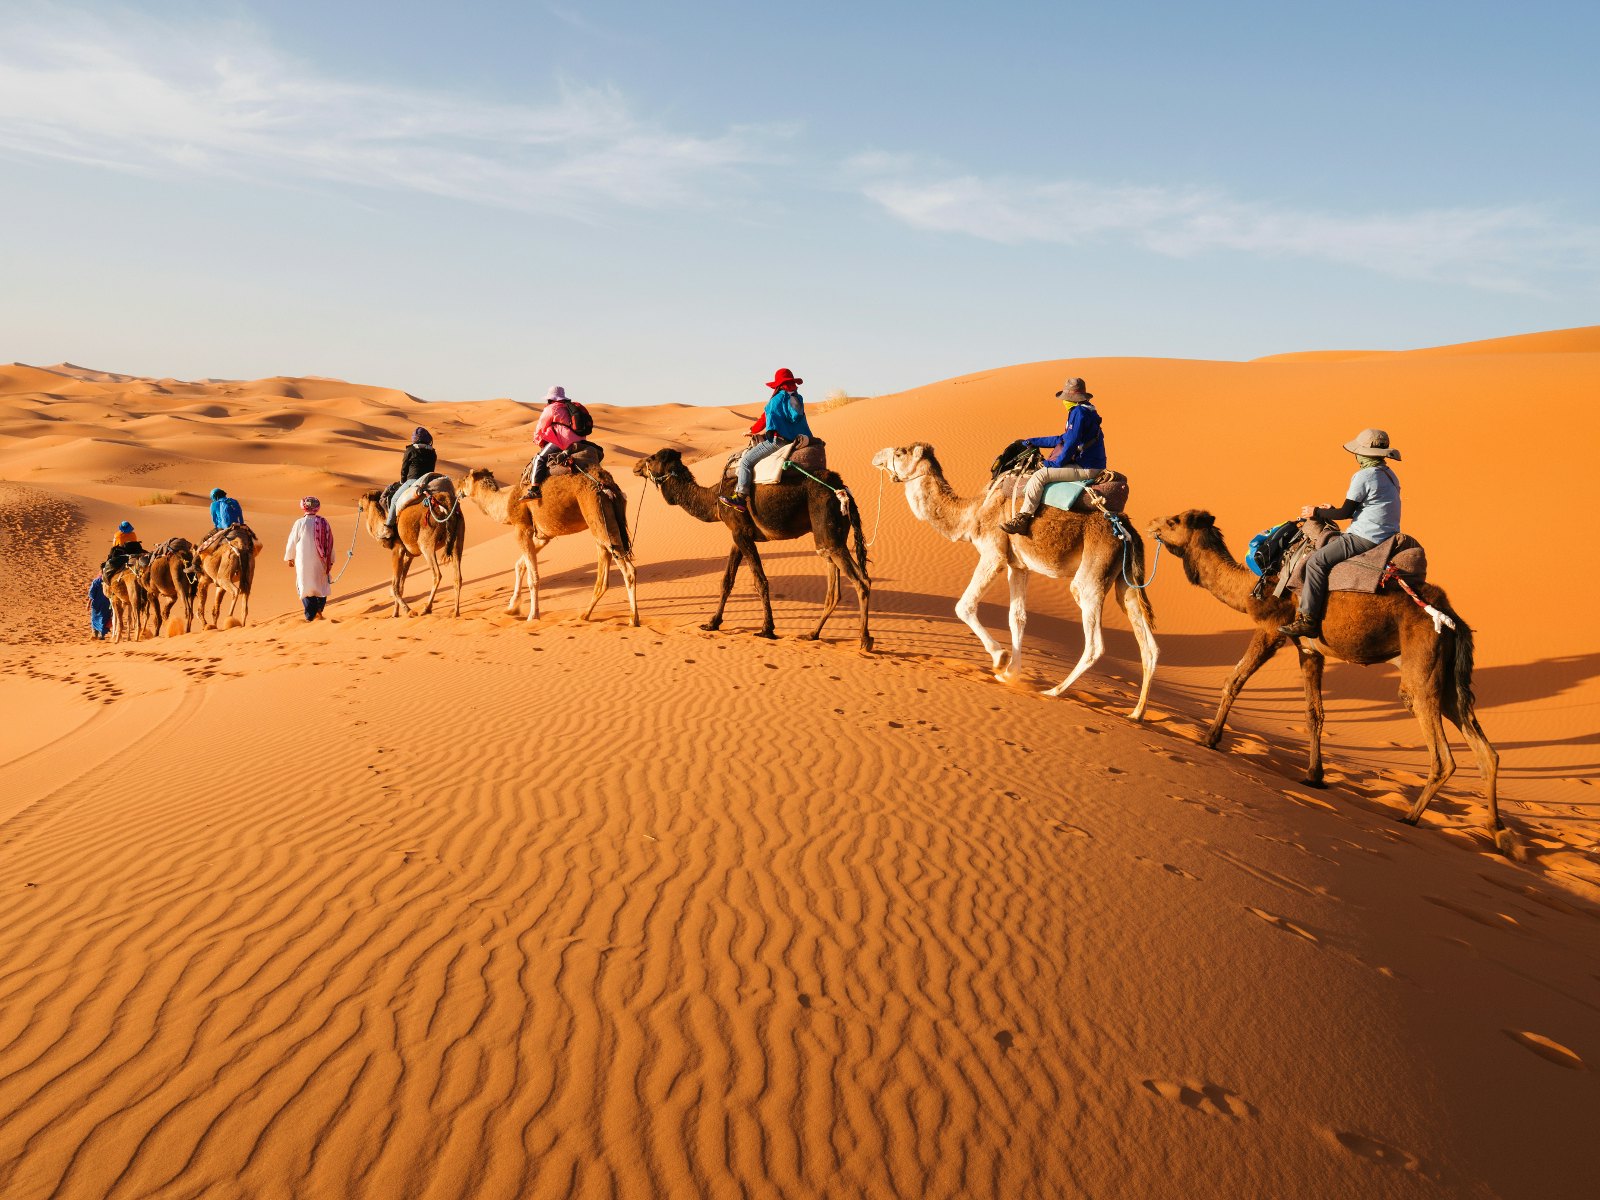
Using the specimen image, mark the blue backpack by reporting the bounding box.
[1247,521,1300,577]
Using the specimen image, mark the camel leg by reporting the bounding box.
[954,552,1011,678]
[1204,629,1283,750]
[838,541,873,653]
[451,543,462,618]
[1294,647,1327,786]
[1005,565,1029,684]
[1451,711,1502,834]
[581,544,611,620]
[617,552,640,627]
[1045,575,1108,698]
[1122,585,1159,723]
[808,557,842,641]
[703,545,744,632]
[392,552,414,618]
[508,556,527,615]
[1403,700,1457,826]
[745,546,777,639]
[420,545,442,616]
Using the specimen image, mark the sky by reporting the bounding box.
[2,0,1597,403]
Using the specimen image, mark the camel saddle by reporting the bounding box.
[992,468,1130,515]
[721,436,828,487]
[1281,519,1428,596]
[196,522,249,555]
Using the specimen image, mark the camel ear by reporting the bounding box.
[907,444,926,467]
[1191,512,1215,528]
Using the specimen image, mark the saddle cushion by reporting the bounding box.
[722,436,828,487]
[993,469,1129,514]
[1284,526,1428,595]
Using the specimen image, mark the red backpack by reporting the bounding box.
[567,401,594,438]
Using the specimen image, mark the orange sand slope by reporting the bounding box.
[1,334,1598,1200]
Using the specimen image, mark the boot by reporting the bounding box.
[523,484,542,501]
[1278,613,1321,640]
[1000,509,1036,536]
[720,493,749,513]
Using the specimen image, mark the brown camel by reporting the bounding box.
[458,467,638,625]
[872,444,1158,719]
[1148,509,1504,848]
[139,538,199,635]
[194,525,260,627]
[358,480,465,617]
[633,448,872,650]
[103,555,148,643]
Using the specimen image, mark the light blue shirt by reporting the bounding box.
[1345,466,1401,542]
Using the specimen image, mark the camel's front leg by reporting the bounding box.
[954,551,1011,678]
[420,546,443,615]
[392,552,415,617]
[581,544,611,620]
[507,556,526,615]
[703,545,744,632]
[1204,629,1283,749]
[1297,646,1327,786]
[1005,564,1030,684]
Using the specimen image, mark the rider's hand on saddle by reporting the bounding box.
[1300,504,1316,520]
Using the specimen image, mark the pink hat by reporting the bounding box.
[545,386,568,402]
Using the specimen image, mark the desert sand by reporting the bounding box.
[1,333,1597,1199]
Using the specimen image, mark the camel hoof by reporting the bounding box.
[1494,828,1522,860]
[1399,814,1421,827]
[1201,733,1223,751]
[1300,776,1326,789]
[754,630,778,641]
[700,622,721,632]
[860,636,874,653]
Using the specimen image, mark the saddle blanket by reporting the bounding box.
[722,437,828,487]
[993,470,1130,515]
[1283,520,1428,595]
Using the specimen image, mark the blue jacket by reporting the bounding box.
[762,390,813,441]
[211,496,243,529]
[1025,402,1106,470]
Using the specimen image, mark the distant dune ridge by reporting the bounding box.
[0,330,1597,1199]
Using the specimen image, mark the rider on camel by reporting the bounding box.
[524,386,581,500]
[380,427,437,547]
[999,377,1107,537]
[722,368,811,513]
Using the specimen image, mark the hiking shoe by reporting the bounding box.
[1278,614,1321,640]
[524,485,542,501]
[720,494,748,513]
[1000,511,1036,536]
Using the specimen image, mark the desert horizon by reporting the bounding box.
[2,324,1597,1198]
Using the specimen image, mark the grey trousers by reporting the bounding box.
[1298,532,1378,619]
[736,437,785,495]
[1019,466,1099,514]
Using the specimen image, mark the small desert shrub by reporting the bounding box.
[815,389,865,413]
[138,491,177,506]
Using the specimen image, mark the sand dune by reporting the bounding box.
[1,335,1597,1199]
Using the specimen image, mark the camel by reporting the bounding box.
[194,525,260,628]
[1148,509,1504,847]
[357,479,465,617]
[457,466,638,625]
[633,447,872,651]
[139,538,199,635]
[103,556,148,643]
[872,443,1158,719]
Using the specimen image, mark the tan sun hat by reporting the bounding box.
[1055,377,1093,399]
[1343,428,1401,460]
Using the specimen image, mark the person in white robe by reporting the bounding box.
[285,496,335,620]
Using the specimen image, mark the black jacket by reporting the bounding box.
[399,443,437,482]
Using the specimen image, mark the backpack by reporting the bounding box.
[1247,520,1301,577]
[568,401,594,438]
[989,439,1042,481]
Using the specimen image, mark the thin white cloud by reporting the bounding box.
[855,161,1600,293]
[0,7,778,218]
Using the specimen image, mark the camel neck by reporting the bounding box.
[468,482,515,524]
[906,469,978,543]
[1189,533,1263,616]
[661,471,723,523]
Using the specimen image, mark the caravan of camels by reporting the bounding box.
[87,368,1505,853]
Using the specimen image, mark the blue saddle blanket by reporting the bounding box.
[1041,481,1088,512]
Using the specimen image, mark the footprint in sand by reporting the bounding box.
[1329,1130,1423,1172]
[1504,1030,1586,1071]
[1244,907,1319,943]
[1141,1079,1257,1119]
[1052,821,1091,839]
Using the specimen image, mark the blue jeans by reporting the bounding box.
[736,437,785,496]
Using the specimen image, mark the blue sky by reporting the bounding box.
[3,0,1596,403]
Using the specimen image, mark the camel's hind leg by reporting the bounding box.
[807,557,841,641]
[955,551,1012,679]
[581,544,611,620]
[1120,583,1159,722]
[1044,572,1108,699]
[1297,647,1327,786]
[1403,701,1457,826]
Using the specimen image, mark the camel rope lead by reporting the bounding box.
[1104,511,1162,591]
[781,460,852,516]
[1386,567,1456,634]
[329,498,361,586]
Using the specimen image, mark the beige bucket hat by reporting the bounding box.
[1055,377,1093,399]
[1344,428,1401,460]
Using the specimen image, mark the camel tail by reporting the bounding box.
[1448,614,1478,724]
[611,488,632,559]
[1115,526,1157,632]
[236,535,256,597]
[848,490,869,577]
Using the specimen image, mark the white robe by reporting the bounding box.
[285,515,333,598]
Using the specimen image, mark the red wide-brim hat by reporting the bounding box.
[766,369,802,390]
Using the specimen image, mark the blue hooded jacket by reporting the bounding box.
[1025,402,1106,470]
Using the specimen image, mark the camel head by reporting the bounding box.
[460,467,500,494]
[634,448,690,485]
[872,443,939,484]
[1148,510,1224,557]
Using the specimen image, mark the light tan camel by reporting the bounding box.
[103,555,148,643]
[872,443,1157,718]
[1148,509,1505,849]
[633,448,872,651]
[194,525,260,627]
[139,538,199,634]
[358,480,465,617]
[458,467,638,625]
